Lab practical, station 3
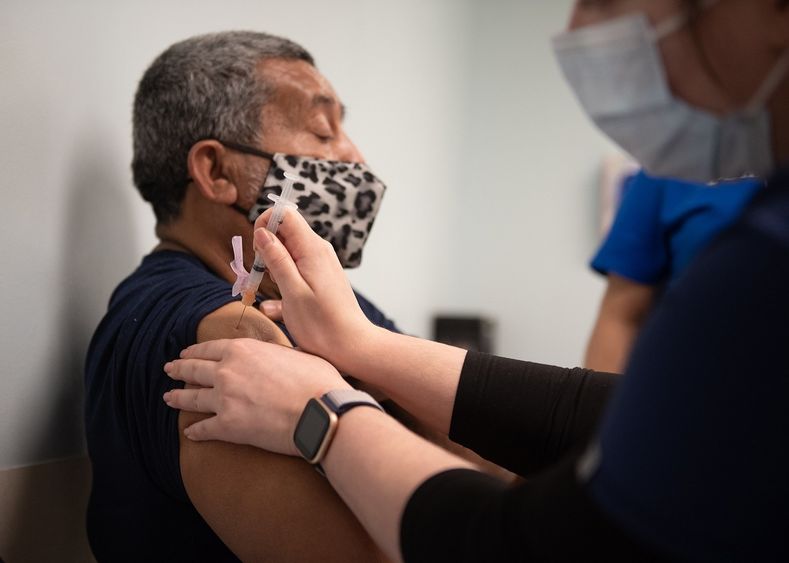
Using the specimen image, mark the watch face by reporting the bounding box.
[294,399,332,461]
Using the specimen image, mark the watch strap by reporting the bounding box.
[294,390,384,469]
[320,389,384,415]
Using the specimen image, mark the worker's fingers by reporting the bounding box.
[179,339,232,361]
[182,416,223,442]
[260,300,283,321]
[163,387,218,414]
[164,358,217,387]
[254,225,311,298]
[255,207,326,264]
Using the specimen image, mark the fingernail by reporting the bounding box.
[254,228,276,248]
[164,362,172,373]
[162,391,171,402]
[262,301,278,315]
[179,348,189,358]
[184,427,192,438]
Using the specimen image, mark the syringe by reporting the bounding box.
[233,172,299,327]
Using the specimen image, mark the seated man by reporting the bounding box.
[84,31,393,562]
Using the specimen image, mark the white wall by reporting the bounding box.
[446,0,616,365]
[0,0,612,474]
[0,0,473,471]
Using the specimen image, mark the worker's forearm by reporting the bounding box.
[584,316,637,373]
[585,275,655,373]
[322,407,475,563]
[335,326,467,435]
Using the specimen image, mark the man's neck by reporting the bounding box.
[154,238,191,254]
[154,216,282,300]
[155,220,239,286]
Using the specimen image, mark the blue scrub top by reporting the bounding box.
[591,170,763,285]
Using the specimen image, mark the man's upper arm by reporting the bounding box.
[179,301,385,561]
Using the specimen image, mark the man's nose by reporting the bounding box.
[333,132,365,163]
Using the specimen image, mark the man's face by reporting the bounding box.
[233,58,364,210]
[259,58,363,162]
[567,0,784,115]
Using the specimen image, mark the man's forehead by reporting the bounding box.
[258,58,345,120]
[312,93,346,120]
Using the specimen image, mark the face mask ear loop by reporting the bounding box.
[219,140,275,161]
[745,50,789,114]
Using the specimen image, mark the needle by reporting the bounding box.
[235,305,248,329]
[229,171,298,330]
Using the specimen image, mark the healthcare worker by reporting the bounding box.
[163,1,789,561]
[584,170,763,373]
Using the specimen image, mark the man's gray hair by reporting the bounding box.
[132,31,314,223]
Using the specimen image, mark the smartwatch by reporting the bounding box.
[293,389,384,465]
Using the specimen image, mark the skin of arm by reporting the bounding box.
[165,338,478,563]
[177,300,387,562]
[322,407,476,563]
[161,209,514,559]
[336,327,466,435]
[584,274,656,373]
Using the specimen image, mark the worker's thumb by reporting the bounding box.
[253,227,306,297]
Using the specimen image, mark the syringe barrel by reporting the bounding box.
[265,174,298,234]
[241,291,256,307]
[242,258,266,298]
[266,209,283,233]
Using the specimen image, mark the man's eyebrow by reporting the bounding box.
[312,94,346,120]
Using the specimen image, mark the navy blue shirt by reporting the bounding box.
[592,171,762,284]
[84,250,397,562]
[402,169,789,561]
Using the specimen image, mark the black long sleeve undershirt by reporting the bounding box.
[401,457,663,563]
[399,354,652,563]
[398,348,671,562]
[449,352,618,476]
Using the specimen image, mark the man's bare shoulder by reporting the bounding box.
[179,300,386,562]
[178,413,385,561]
[197,300,292,346]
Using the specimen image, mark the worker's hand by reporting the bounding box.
[253,208,375,368]
[260,299,283,321]
[163,338,351,455]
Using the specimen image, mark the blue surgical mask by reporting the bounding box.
[552,9,789,183]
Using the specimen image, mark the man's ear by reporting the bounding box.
[187,140,238,205]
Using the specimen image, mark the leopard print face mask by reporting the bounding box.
[224,141,387,268]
